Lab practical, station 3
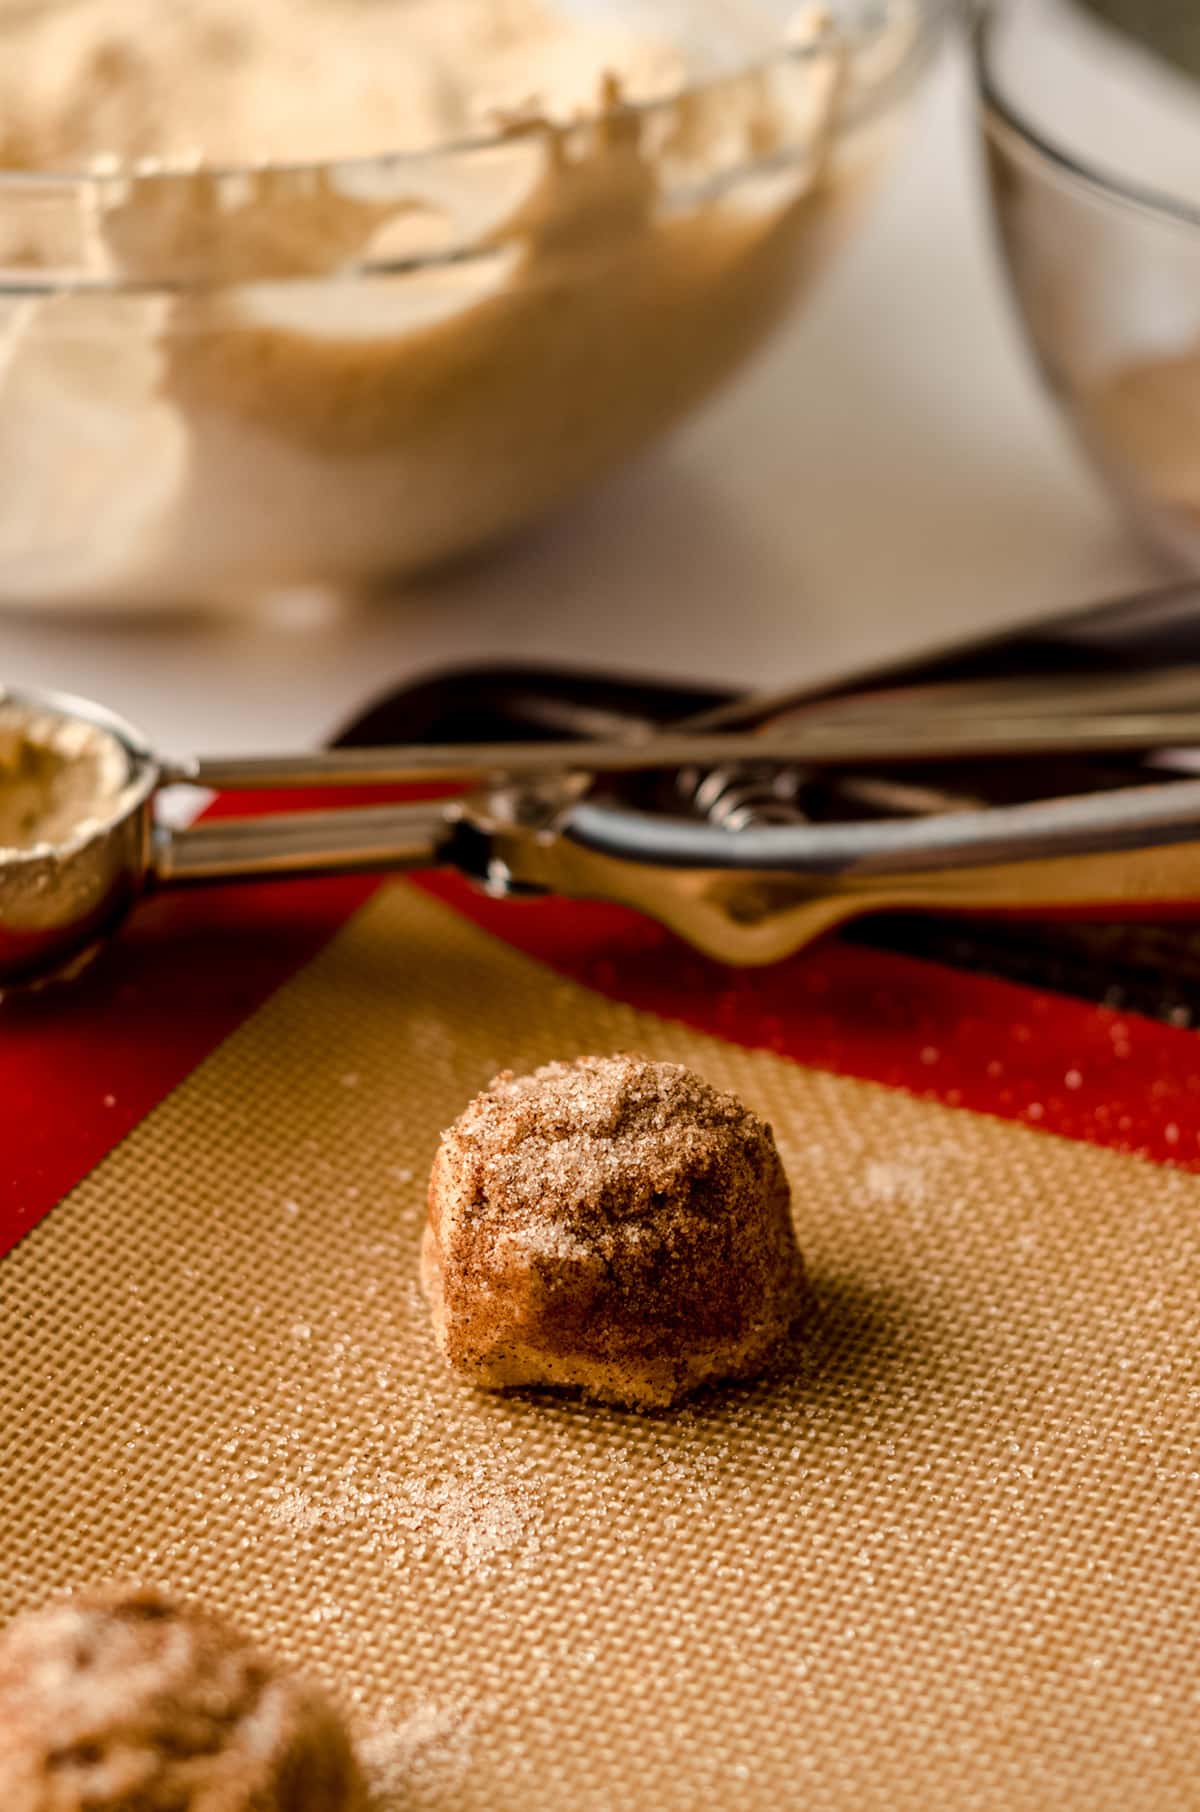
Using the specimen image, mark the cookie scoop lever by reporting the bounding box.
[6,658,1200,990]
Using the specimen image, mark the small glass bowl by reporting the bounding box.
[977,0,1200,573]
[0,0,937,613]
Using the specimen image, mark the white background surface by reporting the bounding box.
[0,40,1164,757]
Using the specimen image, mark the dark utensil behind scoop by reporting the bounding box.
[333,582,1200,1024]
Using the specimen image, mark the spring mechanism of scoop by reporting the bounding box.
[674,763,974,830]
[675,763,809,830]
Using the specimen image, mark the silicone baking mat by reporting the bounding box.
[3,865,1200,1811]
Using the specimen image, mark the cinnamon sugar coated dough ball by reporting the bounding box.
[0,1588,364,1812]
[422,1053,804,1408]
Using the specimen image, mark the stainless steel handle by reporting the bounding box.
[152,801,455,886]
[181,710,1200,794]
[183,742,670,791]
[483,799,1200,966]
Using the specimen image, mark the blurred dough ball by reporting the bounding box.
[0,1587,364,1812]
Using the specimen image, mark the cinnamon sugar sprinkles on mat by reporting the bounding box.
[422,1054,805,1408]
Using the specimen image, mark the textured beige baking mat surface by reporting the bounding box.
[3,882,1198,1811]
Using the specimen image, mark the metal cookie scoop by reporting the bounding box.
[0,687,461,991]
[7,638,1200,990]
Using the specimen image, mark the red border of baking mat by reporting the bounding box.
[5,786,1200,1261]
[415,877,1200,1165]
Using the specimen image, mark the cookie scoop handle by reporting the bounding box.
[151,800,457,886]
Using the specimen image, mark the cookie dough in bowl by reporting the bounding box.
[422,1054,806,1408]
[0,0,933,611]
[0,1586,364,1812]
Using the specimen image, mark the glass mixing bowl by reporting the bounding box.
[977,0,1200,573]
[0,0,938,613]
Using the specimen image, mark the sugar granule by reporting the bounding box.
[265,1462,541,1580]
[359,1693,499,1807]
